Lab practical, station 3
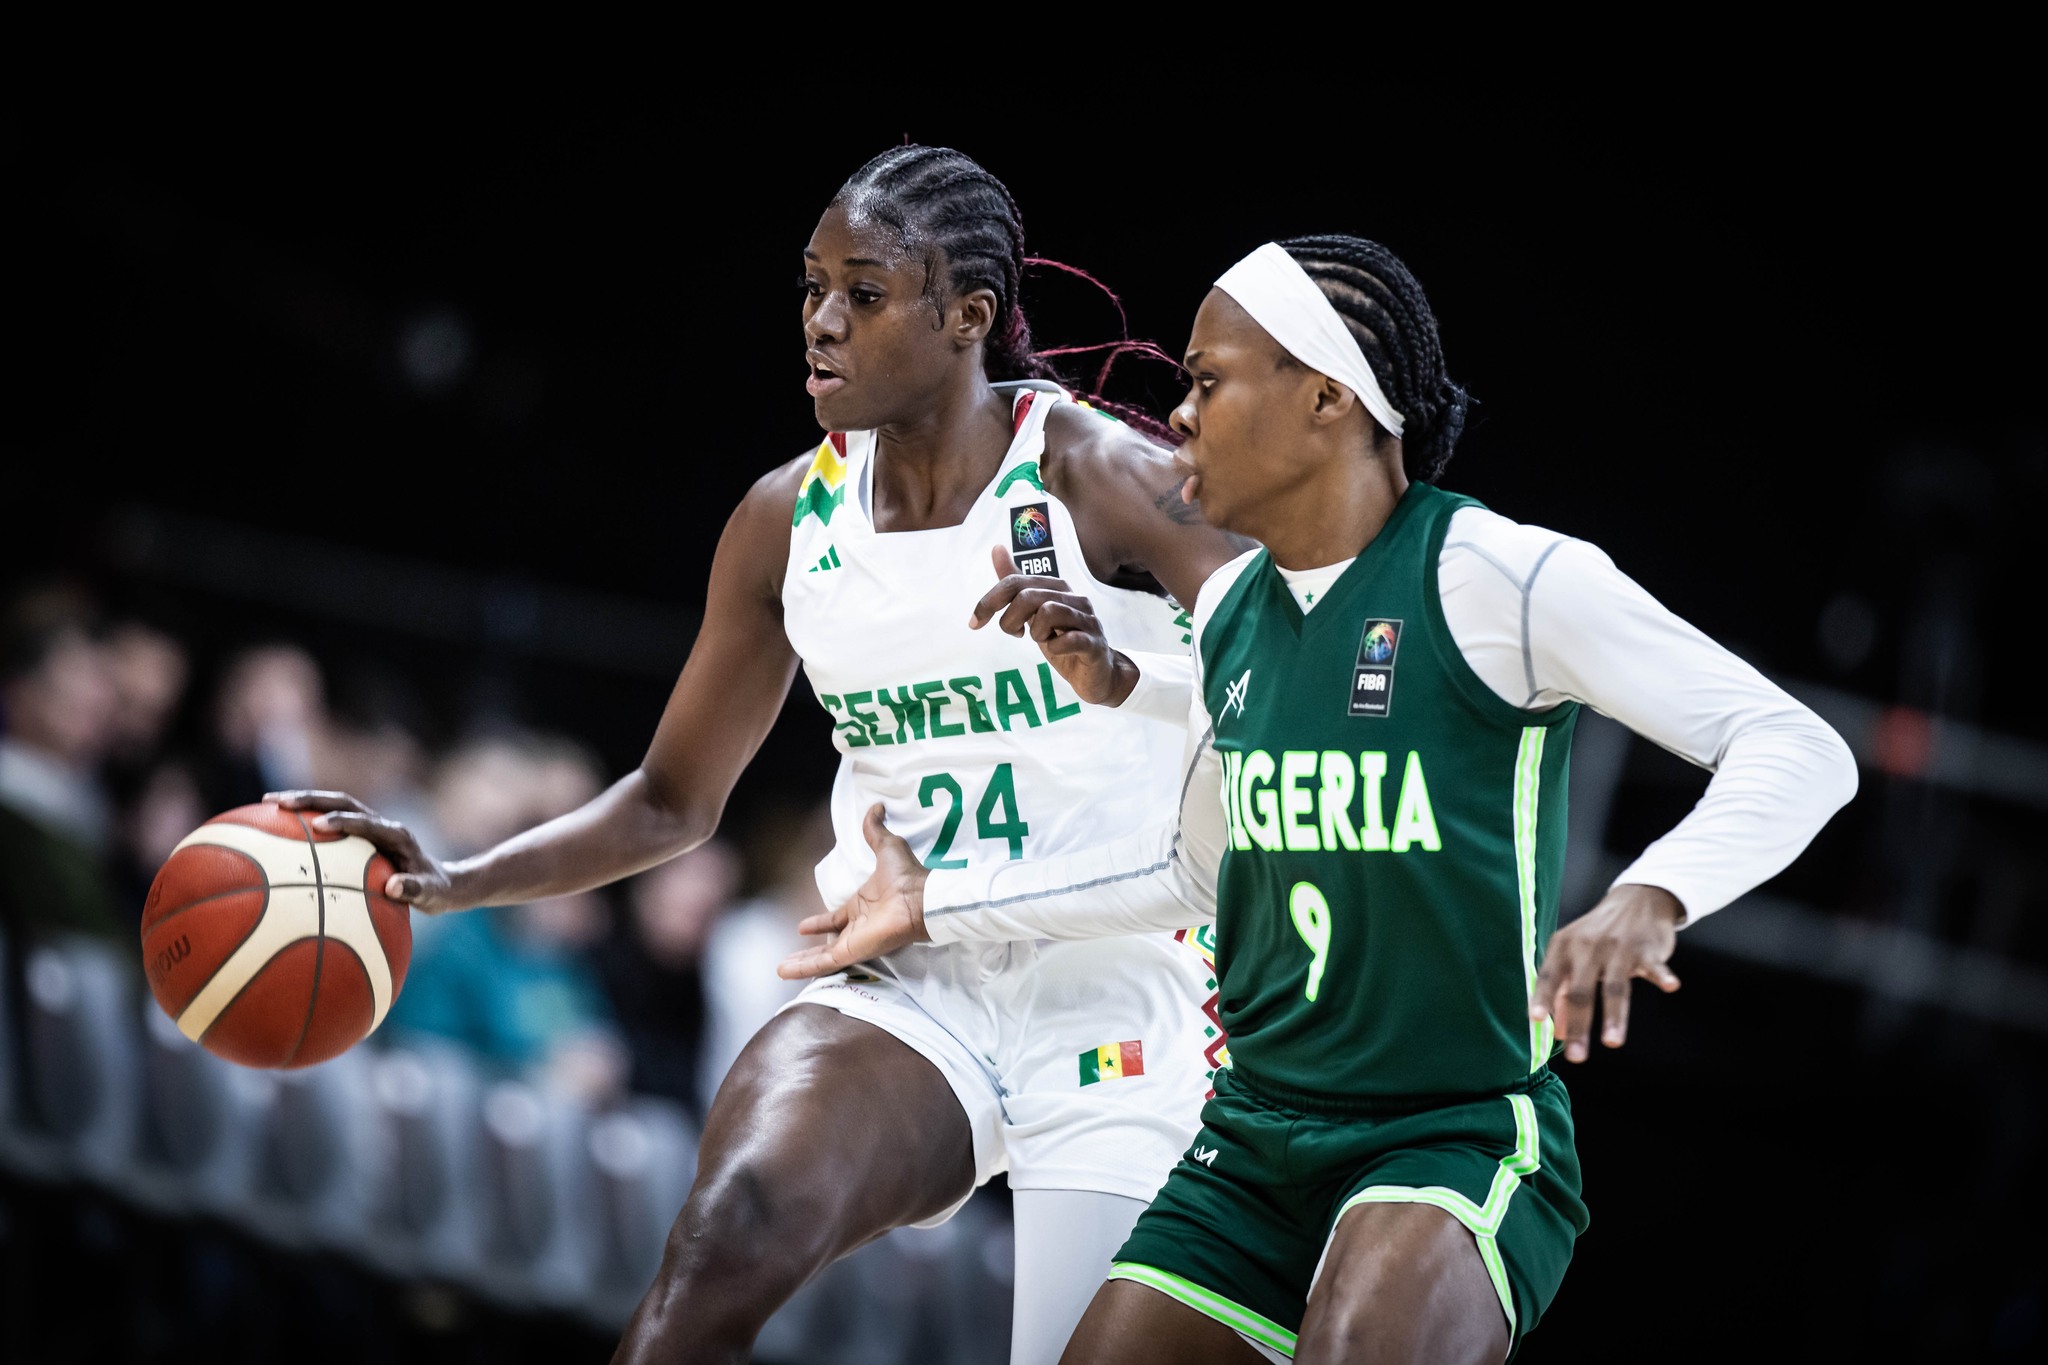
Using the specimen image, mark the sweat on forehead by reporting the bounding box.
[814,196,926,272]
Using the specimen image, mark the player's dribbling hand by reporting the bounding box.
[263,790,463,912]
[969,546,1138,706]
[778,804,930,979]
[1530,883,1684,1063]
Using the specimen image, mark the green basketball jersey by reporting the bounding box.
[1201,481,1577,1101]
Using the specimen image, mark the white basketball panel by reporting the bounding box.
[172,822,321,886]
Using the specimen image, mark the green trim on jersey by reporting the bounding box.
[994,460,1044,497]
[1513,727,1555,1071]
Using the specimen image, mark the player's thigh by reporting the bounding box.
[1296,1202,1507,1365]
[1060,1279,1271,1365]
[692,1003,976,1241]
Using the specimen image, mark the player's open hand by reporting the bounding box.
[969,545,1137,705]
[1530,883,1683,1063]
[263,790,464,912]
[778,804,931,979]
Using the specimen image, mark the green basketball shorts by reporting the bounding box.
[1109,1066,1588,1359]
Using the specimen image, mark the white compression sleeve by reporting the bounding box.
[1530,541,1856,920]
[1117,648,1196,726]
[1008,1190,1151,1365]
[1438,507,1857,923]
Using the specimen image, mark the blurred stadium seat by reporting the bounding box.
[584,1097,697,1326]
[473,1078,602,1312]
[21,937,143,1188]
[237,1045,380,1254]
[361,1042,487,1284]
[0,929,19,1168]
[131,999,263,1215]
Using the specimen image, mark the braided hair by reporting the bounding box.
[1276,235,1469,483]
[836,145,1061,384]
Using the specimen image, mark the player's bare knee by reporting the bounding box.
[669,1157,826,1292]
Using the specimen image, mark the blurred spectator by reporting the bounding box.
[100,620,190,772]
[697,801,836,1115]
[384,733,627,1105]
[0,585,125,943]
[117,758,209,916]
[427,733,537,859]
[322,665,441,856]
[0,587,117,850]
[94,619,199,916]
[597,840,742,1120]
[207,643,328,807]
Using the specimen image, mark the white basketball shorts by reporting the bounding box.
[782,931,1220,1227]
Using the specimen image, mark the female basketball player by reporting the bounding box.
[272,146,1248,1365]
[785,235,1860,1362]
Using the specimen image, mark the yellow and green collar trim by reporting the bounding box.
[793,434,849,528]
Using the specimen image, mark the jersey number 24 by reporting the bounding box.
[919,764,1031,868]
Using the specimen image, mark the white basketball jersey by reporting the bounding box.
[783,383,1193,906]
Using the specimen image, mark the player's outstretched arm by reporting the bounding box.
[273,458,807,912]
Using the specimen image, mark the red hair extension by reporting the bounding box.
[1023,256,1131,341]
[1035,339,1185,397]
[1017,257,1183,443]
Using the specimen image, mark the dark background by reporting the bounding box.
[5,96,2044,1360]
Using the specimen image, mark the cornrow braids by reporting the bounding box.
[1276,235,1470,483]
[834,146,1179,444]
[836,145,1060,384]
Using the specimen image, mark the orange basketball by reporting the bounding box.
[141,802,412,1068]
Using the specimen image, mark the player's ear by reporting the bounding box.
[952,288,998,347]
[1310,374,1358,426]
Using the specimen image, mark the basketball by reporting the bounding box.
[140,802,413,1068]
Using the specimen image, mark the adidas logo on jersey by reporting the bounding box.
[807,546,843,573]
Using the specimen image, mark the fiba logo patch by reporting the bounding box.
[1349,618,1402,718]
[1012,505,1051,549]
[1009,502,1060,577]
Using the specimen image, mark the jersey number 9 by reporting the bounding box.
[1290,881,1332,1003]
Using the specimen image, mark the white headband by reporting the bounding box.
[1213,242,1405,439]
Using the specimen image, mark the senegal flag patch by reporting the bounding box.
[1079,1040,1145,1086]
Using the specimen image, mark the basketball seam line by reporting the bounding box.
[282,812,327,1067]
[178,846,275,1028]
[145,884,269,935]
[192,934,359,1048]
